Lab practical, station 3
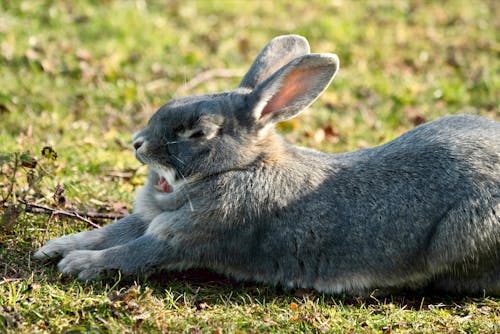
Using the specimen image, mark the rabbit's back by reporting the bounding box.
[304,114,500,292]
[211,114,500,293]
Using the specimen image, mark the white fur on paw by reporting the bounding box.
[57,250,104,280]
[34,236,76,259]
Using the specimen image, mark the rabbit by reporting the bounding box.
[35,35,500,296]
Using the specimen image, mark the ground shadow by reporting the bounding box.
[140,268,478,310]
[7,246,490,311]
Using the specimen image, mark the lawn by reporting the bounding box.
[1,0,499,332]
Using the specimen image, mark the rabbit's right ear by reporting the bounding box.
[239,35,310,89]
[247,53,339,126]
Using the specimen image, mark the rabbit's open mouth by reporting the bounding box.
[155,176,173,193]
[151,166,181,193]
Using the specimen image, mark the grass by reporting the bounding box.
[0,0,499,332]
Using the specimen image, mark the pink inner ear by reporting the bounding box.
[261,67,323,118]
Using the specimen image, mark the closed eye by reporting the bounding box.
[177,128,204,139]
[190,130,204,139]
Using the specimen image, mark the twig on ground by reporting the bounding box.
[19,200,106,229]
[146,68,245,94]
[176,68,245,95]
[0,277,23,285]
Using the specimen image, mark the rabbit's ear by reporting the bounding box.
[249,53,339,125]
[239,35,310,89]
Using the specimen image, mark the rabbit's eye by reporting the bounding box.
[190,130,204,139]
[176,127,205,139]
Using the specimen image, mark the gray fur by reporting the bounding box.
[35,35,500,296]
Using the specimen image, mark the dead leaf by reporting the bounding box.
[40,59,55,73]
[313,129,325,143]
[195,302,208,311]
[76,49,92,62]
[25,48,40,61]
[151,62,164,75]
[133,318,144,329]
[238,37,250,58]
[108,285,141,305]
[1,41,14,61]
[21,156,37,169]
[53,184,66,207]
[112,202,129,215]
[0,103,9,113]
[263,317,278,326]
[383,325,392,334]
[403,106,427,126]
[323,124,340,139]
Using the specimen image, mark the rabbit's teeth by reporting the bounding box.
[155,176,173,193]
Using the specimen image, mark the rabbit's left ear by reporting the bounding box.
[248,53,339,125]
[239,35,310,89]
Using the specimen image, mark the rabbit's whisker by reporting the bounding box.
[171,154,186,165]
[176,169,194,212]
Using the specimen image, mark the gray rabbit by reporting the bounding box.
[35,35,500,296]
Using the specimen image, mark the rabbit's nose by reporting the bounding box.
[133,139,144,150]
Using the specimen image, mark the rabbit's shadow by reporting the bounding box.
[131,269,478,310]
[28,263,490,317]
[33,260,484,309]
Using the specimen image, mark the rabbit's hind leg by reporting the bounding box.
[429,258,500,296]
[430,273,500,296]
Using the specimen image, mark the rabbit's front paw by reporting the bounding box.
[57,250,106,281]
[34,235,77,260]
